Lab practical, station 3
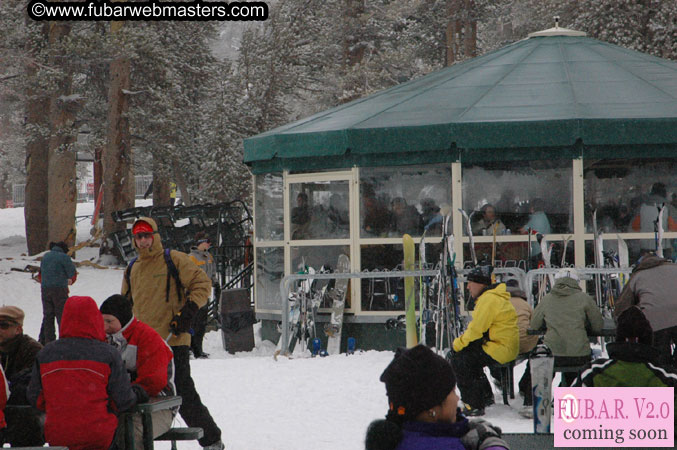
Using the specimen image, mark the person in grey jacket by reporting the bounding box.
[37,242,77,345]
[188,232,218,358]
[614,254,677,367]
[531,270,603,386]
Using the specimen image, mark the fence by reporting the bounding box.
[11,175,153,208]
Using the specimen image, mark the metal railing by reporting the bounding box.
[524,267,633,307]
[278,269,439,354]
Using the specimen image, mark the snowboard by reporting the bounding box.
[273,293,302,360]
[324,254,350,355]
[530,344,555,433]
[403,234,418,348]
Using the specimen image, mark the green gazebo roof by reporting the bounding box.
[244,34,677,174]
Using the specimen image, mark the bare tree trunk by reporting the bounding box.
[24,23,50,255]
[152,160,171,207]
[172,156,191,206]
[47,22,78,248]
[102,55,134,240]
[0,173,9,209]
[445,0,476,65]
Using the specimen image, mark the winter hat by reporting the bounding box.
[380,345,456,420]
[466,264,493,285]
[194,231,211,245]
[0,306,24,326]
[616,306,652,345]
[100,294,133,327]
[554,268,579,281]
[132,220,154,235]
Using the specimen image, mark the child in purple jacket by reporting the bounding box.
[365,345,510,450]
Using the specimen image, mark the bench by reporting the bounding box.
[553,364,587,386]
[490,354,529,405]
[156,427,204,450]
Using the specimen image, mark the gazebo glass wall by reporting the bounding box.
[462,160,574,267]
[253,157,677,319]
[584,157,677,263]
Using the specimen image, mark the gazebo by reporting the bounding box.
[244,27,677,350]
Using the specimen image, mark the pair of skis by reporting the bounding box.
[275,254,350,359]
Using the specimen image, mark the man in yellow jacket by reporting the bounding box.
[451,264,519,416]
[121,217,224,450]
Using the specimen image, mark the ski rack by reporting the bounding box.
[278,269,439,355]
[524,267,633,307]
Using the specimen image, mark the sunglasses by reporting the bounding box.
[0,321,17,330]
[134,232,154,240]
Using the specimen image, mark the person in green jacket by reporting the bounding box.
[451,264,519,416]
[574,306,677,390]
[531,269,603,386]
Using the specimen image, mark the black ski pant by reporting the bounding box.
[653,326,677,368]
[554,355,590,387]
[191,305,209,356]
[451,340,498,409]
[172,345,221,446]
[39,286,69,345]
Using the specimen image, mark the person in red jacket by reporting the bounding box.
[0,361,9,441]
[101,294,176,449]
[27,296,144,450]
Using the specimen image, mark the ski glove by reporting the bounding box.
[461,418,510,450]
[169,300,199,335]
[132,384,149,404]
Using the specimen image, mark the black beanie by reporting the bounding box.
[466,264,493,285]
[616,306,652,345]
[380,345,456,420]
[100,294,133,327]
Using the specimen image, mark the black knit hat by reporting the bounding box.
[380,345,456,420]
[616,306,652,345]
[466,264,493,285]
[100,294,133,327]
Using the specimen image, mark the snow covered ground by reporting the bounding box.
[0,201,533,450]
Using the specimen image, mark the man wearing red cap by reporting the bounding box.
[122,217,223,450]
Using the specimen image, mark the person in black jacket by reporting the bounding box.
[0,306,43,446]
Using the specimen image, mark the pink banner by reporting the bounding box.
[554,387,674,447]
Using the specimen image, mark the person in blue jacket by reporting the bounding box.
[365,345,510,450]
[37,242,77,344]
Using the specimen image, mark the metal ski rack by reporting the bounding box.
[278,269,439,355]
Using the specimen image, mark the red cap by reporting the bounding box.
[132,221,154,235]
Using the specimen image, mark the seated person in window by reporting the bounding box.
[518,198,551,261]
[363,196,391,237]
[631,182,677,257]
[327,194,349,236]
[472,204,506,236]
[291,192,311,239]
[421,198,443,235]
[389,197,422,236]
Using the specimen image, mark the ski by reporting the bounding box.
[560,235,572,267]
[617,234,629,288]
[592,210,603,308]
[403,234,418,348]
[324,254,350,355]
[459,209,477,265]
[419,230,428,345]
[656,204,665,258]
[530,344,555,433]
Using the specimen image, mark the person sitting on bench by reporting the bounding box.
[574,306,677,390]
[450,264,519,416]
[101,294,176,449]
[27,296,145,450]
[531,269,603,386]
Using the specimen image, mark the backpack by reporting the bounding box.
[124,248,184,304]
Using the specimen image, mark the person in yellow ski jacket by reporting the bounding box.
[450,264,519,416]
